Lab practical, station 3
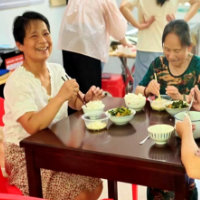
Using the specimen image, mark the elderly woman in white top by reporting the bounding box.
[58,0,130,114]
[3,11,105,200]
[120,0,200,92]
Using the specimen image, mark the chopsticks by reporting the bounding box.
[154,73,161,100]
[61,75,87,107]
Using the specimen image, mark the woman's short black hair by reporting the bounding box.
[13,11,50,44]
[162,20,191,47]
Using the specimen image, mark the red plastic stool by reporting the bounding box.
[102,73,125,97]
[0,167,22,195]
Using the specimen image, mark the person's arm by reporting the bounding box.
[119,0,155,30]
[181,129,200,179]
[176,116,200,179]
[18,96,64,134]
[104,0,127,41]
[17,79,79,134]
[184,0,200,22]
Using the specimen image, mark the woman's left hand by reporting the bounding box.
[165,86,182,100]
[85,86,105,102]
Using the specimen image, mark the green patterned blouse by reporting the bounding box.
[139,55,200,95]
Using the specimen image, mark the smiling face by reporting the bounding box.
[163,33,192,67]
[16,20,52,63]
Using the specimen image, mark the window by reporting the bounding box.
[0,0,45,10]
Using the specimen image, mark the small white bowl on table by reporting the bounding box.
[82,111,110,131]
[124,93,146,111]
[148,95,171,111]
[107,108,136,125]
[148,124,174,145]
[174,111,200,139]
[82,101,105,119]
[164,101,189,116]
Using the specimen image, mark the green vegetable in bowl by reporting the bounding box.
[108,107,132,117]
[166,100,188,109]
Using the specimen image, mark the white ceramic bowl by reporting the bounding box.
[82,111,110,131]
[82,104,105,118]
[148,95,171,111]
[107,108,136,125]
[174,111,200,139]
[124,93,146,111]
[148,124,174,145]
[164,101,189,116]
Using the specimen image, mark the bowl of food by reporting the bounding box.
[82,100,105,118]
[107,107,136,125]
[148,124,174,145]
[148,95,171,111]
[124,93,146,111]
[164,100,189,116]
[174,111,200,139]
[81,111,110,131]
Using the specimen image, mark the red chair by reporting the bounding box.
[0,97,5,126]
[0,166,22,195]
[0,194,113,200]
[0,194,46,200]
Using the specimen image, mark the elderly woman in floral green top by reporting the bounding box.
[135,20,199,200]
[135,20,200,101]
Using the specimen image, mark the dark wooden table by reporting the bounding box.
[20,97,194,200]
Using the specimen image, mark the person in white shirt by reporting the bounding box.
[58,0,130,115]
[3,11,104,200]
[120,0,200,92]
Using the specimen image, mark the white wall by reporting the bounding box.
[0,0,66,65]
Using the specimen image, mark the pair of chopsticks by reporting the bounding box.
[154,73,161,99]
[61,74,87,107]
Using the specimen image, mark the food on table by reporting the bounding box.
[124,93,145,101]
[86,121,107,130]
[166,100,188,109]
[151,98,169,111]
[108,107,132,117]
[85,100,104,109]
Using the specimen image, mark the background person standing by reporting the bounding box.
[120,0,200,92]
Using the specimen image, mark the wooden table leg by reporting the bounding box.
[24,148,43,198]
[108,180,118,200]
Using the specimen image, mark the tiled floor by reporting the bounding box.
[99,179,200,200]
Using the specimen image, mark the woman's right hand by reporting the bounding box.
[188,85,200,111]
[57,79,79,103]
[138,15,155,30]
[146,80,160,96]
[176,114,192,139]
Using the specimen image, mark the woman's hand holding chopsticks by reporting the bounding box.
[145,80,160,97]
[58,79,80,103]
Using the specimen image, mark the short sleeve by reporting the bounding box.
[4,80,38,121]
[104,0,127,40]
[138,61,155,87]
[126,0,138,7]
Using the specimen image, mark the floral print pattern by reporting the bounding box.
[4,142,102,200]
[139,55,200,95]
